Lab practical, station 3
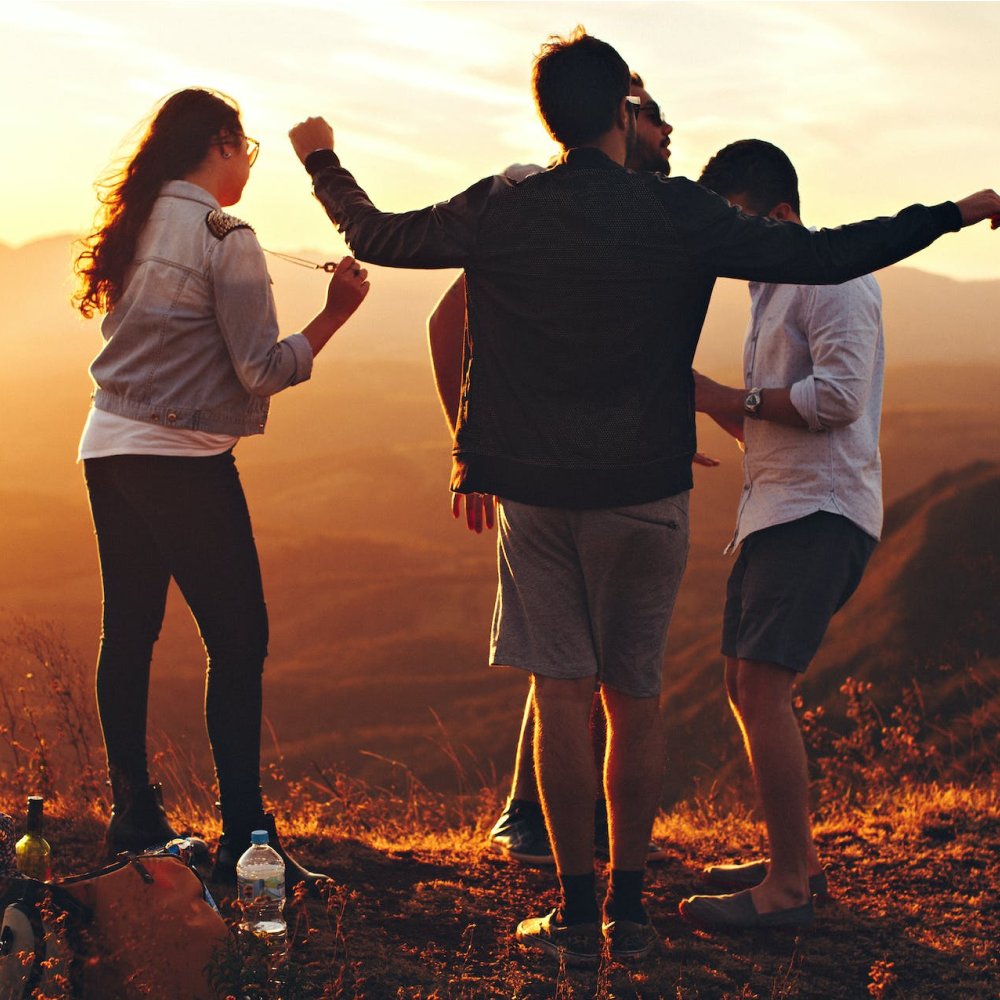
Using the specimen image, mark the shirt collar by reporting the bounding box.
[555,147,626,172]
[160,179,222,210]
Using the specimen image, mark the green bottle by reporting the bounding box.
[15,796,52,881]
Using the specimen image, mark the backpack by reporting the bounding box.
[0,852,230,1000]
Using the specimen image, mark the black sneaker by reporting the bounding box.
[487,799,554,866]
[602,913,658,962]
[516,909,601,967]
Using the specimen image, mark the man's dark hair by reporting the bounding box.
[532,26,630,148]
[698,139,801,216]
[629,71,644,88]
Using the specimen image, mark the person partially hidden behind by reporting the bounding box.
[680,139,888,930]
[426,70,684,870]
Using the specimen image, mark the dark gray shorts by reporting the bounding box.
[721,512,877,673]
[490,493,690,698]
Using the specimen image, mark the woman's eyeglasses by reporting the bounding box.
[216,133,259,167]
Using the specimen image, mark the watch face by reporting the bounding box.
[744,389,762,415]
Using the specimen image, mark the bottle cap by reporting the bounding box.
[250,830,268,845]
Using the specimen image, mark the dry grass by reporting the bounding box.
[2,618,999,999]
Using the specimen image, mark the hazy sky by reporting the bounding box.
[2,0,998,280]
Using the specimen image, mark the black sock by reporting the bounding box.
[558,871,599,926]
[604,868,647,924]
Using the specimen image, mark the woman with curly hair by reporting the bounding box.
[75,88,369,887]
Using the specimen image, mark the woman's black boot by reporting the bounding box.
[105,780,209,860]
[104,780,182,858]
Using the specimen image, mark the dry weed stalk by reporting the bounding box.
[0,616,105,807]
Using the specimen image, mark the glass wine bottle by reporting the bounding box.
[15,795,52,881]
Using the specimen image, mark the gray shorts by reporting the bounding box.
[722,511,877,673]
[490,492,690,698]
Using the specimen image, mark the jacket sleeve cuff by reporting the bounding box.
[283,332,315,383]
[930,201,963,233]
[304,149,340,176]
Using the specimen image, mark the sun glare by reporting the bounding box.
[0,1,997,280]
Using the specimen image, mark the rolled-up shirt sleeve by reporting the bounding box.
[210,229,314,396]
[789,279,882,431]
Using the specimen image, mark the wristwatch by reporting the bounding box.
[743,387,764,419]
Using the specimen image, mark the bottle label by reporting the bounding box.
[238,874,284,903]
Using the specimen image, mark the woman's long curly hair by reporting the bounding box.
[73,88,242,318]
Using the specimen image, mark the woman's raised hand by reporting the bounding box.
[324,255,370,325]
[301,255,370,356]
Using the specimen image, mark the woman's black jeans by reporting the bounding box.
[84,451,267,828]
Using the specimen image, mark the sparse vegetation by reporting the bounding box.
[1,617,999,998]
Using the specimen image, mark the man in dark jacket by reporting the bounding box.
[428,68,680,875]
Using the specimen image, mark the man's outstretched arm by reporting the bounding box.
[672,178,999,286]
[955,191,1000,229]
[289,116,497,270]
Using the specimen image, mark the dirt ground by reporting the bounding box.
[31,778,999,1000]
[196,801,999,1000]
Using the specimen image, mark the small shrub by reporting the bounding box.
[800,677,941,806]
[0,616,106,808]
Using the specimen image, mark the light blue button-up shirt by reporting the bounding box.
[728,269,884,552]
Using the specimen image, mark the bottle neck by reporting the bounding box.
[26,799,44,835]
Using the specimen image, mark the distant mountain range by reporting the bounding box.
[2,234,999,373]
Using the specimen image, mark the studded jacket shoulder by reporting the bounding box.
[205,209,254,240]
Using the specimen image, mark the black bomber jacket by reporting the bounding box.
[306,147,959,509]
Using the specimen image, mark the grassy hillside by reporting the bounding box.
[2,661,997,1000]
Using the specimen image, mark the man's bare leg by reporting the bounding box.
[533,674,598,891]
[510,687,608,803]
[729,657,821,912]
[495,683,609,866]
[509,687,539,802]
[603,687,663,871]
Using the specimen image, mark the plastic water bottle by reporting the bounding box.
[236,830,286,967]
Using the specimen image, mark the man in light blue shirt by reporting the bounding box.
[682,140,884,931]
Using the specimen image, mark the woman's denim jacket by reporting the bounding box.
[90,180,313,436]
